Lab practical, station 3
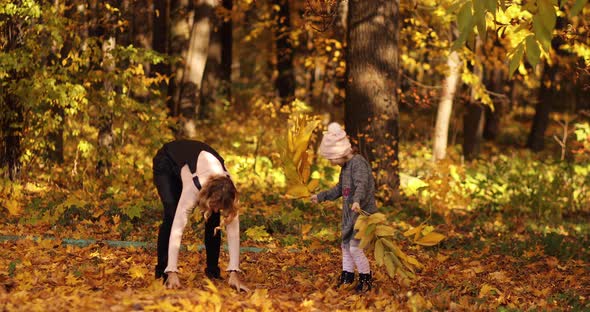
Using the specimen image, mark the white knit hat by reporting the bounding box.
[319,122,352,159]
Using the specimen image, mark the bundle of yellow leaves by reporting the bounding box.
[354,213,445,281]
[277,100,321,199]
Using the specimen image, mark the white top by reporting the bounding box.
[164,151,240,273]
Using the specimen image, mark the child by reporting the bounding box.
[311,122,377,293]
[152,139,249,291]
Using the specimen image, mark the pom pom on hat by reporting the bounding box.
[319,122,352,159]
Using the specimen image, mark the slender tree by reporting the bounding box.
[344,0,400,193]
[483,63,505,141]
[167,0,215,137]
[1,12,25,180]
[433,49,461,161]
[463,38,485,161]
[96,0,116,176]
[152,0,170,80]
[200,0,232,119]
[527,60,556,151]
[273,0,295,105]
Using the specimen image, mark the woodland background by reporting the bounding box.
[1,0,590,311]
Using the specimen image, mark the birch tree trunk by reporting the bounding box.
[200,0,231,119]
[167,0,215,137]
[433,50,461,161]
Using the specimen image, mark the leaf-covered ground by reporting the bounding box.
[2,203,589,311]
[2,114,589,311]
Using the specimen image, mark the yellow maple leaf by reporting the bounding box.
[3,199,22,216]
[250,288,269,307]
[65,273,81,286]
[403,224,424,242]
[129,266,148,279]
[301,299,314,308]
[436,253,449,262]
[415,231,446,246]
[285,184,311,199]
[479,283,501,298]
[145,300,182,312]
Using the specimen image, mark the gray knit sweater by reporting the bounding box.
[317,154,377,243]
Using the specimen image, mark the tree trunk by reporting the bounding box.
[132,0,153,76]
[152,0,170,80]
[483,65,505,141]
[47,0,76,164]
[96,35,116,176]
[2,93,23,181]
[462,38,484,161]
[433,50,461,161]
[463,102,485,160]
[220,0,232,103]
[527,62,556,151]
[200,0,232,119]
[166,0,191,119]
[168,0,215,137]
[344,0,400,192]
[94,0,116,176]
[1,19,23,180]
[273,0,295,105]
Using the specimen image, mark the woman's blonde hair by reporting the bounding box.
[197,175,238,222]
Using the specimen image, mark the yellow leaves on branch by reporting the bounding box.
[245,225,273,242]
[278,100,321,199]
[1,179,23,216]
[403,224,446,247]
[354,212,446,281]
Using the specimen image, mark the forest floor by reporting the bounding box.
[1,109,590,311]
[1,199,589,311]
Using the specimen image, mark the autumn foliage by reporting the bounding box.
[2,0,590,311]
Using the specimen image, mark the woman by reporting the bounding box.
[152,139,249,291]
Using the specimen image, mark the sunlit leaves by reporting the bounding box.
[508,43,525,76]
[245,225,272,242]
[3,199,21,216]
[452,1,475,50]
[570,0,588,16]
[414,231,446,246]
[1,178,23,216]
[524,35,541,68]
[400,173,429,197]
[484,0,497,13]
[354,213,425,281]
[0,0,41,19]
[451,0,584,76]
[277,100,321,199]
[532,0,556,53]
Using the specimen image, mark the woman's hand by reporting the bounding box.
[351,202,361,213]
[165,272,181,289]
[310,194,318,204]
[228,271,250,292]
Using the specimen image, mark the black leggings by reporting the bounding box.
[153,149,221,279]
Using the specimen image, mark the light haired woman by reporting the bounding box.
[152,140,248,291]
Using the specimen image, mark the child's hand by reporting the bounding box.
[310,194,318,204]
[351,202,361,213]
[165,272,181,289]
